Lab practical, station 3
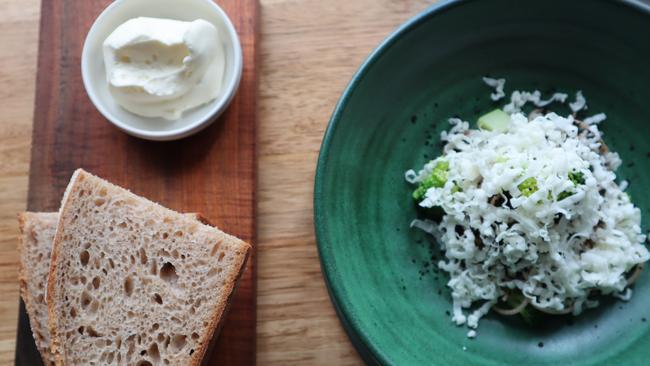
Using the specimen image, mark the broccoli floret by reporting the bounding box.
[569,171,585,186]
[556,171,585,201]
[412,186,427,201]
[518,177,538,197]
[412,160,449,201]
[557,191,574,201]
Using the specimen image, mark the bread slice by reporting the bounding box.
[47,169,250,365]
[18,212,212,365]
[18,212,59,366]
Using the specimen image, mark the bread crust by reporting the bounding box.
[194,246,251,366]
[190,213,214,227]
[18,212,57,366]
[17,212,28,308]
[47,169,83,365]
[183,212,251,365]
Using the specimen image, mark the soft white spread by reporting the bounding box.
[103,17,225,120]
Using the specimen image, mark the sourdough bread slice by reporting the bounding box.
[18,212,211,365]
[47,169,250,365]
[18,212,59,366]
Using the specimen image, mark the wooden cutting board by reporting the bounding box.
[15,0,258,365]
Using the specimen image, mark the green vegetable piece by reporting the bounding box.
[495,156,509,163]
[518,305,542,325]
[555,171,583,201]
[412,186,427,201]
[412,160,450,201]
[557,191,574,201]
[504,292,525,308]
[518,177,538,197]
[568,171,585,186]
[477,109,511,133]
[502,292,541,325]
[451,183,462,194]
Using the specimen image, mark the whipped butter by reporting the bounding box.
[103,17,225,120]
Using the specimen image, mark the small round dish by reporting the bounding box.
[81,0,242,141]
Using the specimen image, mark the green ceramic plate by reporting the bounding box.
[314,0,650,365]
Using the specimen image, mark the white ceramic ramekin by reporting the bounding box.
[81,0,243,141]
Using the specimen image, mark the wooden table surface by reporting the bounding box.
[0,0,431,364]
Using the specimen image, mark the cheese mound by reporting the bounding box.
[406,110,648,333]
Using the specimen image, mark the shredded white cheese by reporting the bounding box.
[584,113,607,125]
[569,90,587,113]
[482,77,506,101]
[503,90,568,114]
[406,88,648,336]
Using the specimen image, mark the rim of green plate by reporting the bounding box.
[313,0,650,364]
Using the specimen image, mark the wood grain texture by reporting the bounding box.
[15,0,258,365]
[0,0,432,364]
[0,0,40,364]
[256,1,432,364]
